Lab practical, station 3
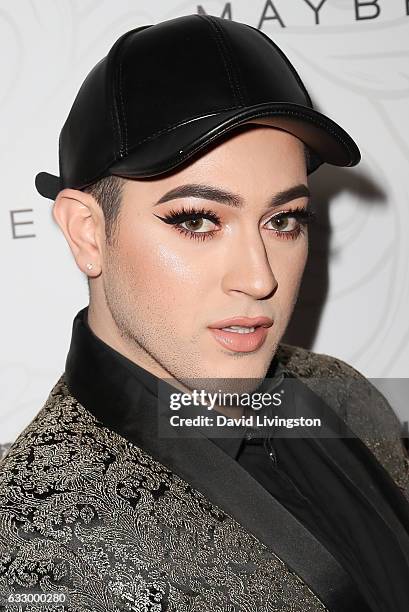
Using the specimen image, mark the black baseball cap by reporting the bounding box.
[35,14,361,200]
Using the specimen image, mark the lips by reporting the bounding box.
[208,316,273,353]
[208,316,273,329]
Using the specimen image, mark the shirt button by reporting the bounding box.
[268,450,277,465]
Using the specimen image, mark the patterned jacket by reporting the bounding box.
[0,342,408,612]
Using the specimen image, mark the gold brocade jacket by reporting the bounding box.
[0,342,408,612]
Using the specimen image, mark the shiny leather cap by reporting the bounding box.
[35,14,361,200]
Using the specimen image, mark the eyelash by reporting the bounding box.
[154,205,316,242]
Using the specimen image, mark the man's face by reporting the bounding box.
[100,126,309,389]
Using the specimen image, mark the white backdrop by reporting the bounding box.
[1,0,408,446]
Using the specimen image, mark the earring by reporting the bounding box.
[86,263,93,270]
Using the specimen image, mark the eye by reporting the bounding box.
[267,215,299,232]
[264,208,315,239]
[153,206,221,241]
[267,215,298,232]
[181,217,218,233]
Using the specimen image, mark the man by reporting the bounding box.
[1,13,409,612]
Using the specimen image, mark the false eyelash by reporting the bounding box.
[153,206,221,226]
[268,206,316,225]
[155,205,315,226]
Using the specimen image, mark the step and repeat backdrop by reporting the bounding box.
[1,0,408,449]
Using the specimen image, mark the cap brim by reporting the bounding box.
[35,172,63,200]
[35,102,360,200]
[110,102,360,179]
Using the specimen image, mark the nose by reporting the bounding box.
[221,226,278,299]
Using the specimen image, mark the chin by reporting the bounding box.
[213,355,272,384]
[185,375,266,397]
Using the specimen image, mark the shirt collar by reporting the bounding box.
[65,307,286,459]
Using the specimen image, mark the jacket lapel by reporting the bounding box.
[148,428,365,612]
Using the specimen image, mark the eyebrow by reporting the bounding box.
[154,183,310,210]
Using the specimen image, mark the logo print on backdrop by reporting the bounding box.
[198,1,407,27]
[10,209,35,239]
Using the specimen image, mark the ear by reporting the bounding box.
[52,188,105,277]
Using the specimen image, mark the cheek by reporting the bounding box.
[115,226,212,305]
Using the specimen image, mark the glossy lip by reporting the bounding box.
[209,325,271,353]
[208,316,273,353]
[208,316,273,329]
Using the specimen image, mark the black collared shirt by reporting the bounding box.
[65,307,409,612]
